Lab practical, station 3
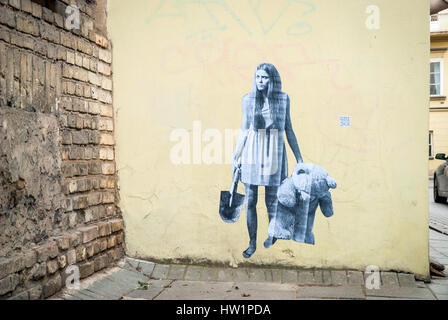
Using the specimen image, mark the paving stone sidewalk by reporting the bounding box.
[428,229,448,300]
[50,257,441,300]
[47,182,448,301]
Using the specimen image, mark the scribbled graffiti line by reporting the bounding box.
[144,0,316,39]
[249,0,315,35]
[160,39,352,91]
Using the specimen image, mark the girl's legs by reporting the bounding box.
[243,183,258,258]
[264,185,278,248]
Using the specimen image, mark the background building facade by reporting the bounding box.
[430,9,448,176]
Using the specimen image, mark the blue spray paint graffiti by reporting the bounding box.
[144,0,316,39]
[249,0,315,36]
[145,0,252,39]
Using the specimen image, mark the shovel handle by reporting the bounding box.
[229,166,241,207]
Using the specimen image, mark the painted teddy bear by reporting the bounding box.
[267,162,337,245]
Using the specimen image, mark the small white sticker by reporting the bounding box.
[340,116,350,127]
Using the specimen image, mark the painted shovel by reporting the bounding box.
[219,167,245,223]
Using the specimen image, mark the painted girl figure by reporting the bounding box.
[232,63,303,259]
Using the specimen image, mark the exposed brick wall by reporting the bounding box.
[0,0,124,299]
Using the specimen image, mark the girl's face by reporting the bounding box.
[256,69,270,92]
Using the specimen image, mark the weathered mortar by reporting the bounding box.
[0,0,125,299]
[0,109,64,255]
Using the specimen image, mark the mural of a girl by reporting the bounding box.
[233,63,303,259]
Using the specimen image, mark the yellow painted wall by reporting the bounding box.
[108,0,429,276]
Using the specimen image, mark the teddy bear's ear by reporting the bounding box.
[326,176,337,189]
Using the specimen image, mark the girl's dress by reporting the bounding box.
[240,92,290,187]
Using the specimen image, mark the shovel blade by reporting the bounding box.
[219,191,245,223]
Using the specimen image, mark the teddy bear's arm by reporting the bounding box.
[319,192,334,217]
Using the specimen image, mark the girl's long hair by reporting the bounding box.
[248,63,282,130]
